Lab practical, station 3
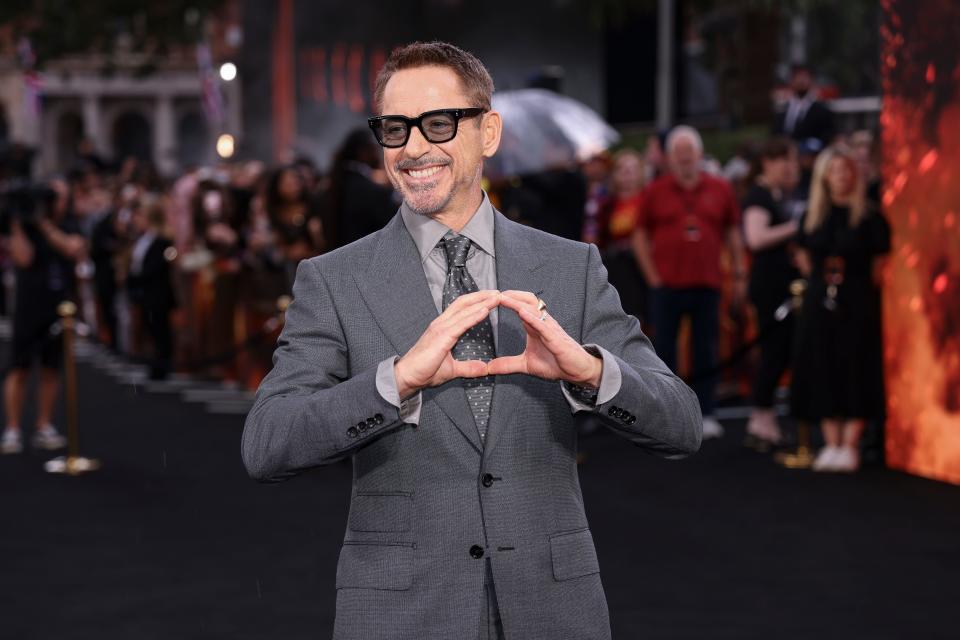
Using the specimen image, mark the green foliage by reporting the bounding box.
[0,0,226,69]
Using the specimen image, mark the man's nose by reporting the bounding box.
[404,125,432,157]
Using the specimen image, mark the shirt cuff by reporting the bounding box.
[560,344,622,412]
[375,356,423,425]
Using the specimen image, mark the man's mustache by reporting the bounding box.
[395,157,451,171]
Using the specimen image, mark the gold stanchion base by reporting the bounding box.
[44,456,101,475]
[775,447,815,469]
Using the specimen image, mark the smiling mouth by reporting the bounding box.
[403,165,445,180]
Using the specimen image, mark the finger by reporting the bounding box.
[500,290,540,307]
[514,306,562,344]
[449,358,490,379]
[486,355,526,376]
[440,304,497,347]
[497,293,539,315]
[438,298,498,334]
[499,296,555,332]
[444,289,500,313]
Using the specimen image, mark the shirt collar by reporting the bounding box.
[400,191,496,263]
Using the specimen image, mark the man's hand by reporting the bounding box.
[487,291,602,388]
[394,290,501,399]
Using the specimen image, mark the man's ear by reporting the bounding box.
[480,110,502,159]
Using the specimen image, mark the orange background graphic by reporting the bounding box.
[881,0,960,484]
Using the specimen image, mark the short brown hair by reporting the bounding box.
[372,41,494,114]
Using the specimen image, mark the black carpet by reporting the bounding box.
[2,350,958,639]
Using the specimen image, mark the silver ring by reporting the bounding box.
[539,310,548,322]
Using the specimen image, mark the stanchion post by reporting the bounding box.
[775,279,814,470]
[44,301,100,475]
[277,295,291,317]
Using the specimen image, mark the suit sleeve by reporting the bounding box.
[579,243,702,458]
[241,258,406,482]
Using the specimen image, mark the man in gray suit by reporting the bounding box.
[242,41,701,640]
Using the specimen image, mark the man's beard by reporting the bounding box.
[404,181,457,217]
[388,156,457,216]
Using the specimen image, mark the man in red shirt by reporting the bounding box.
[632,125,746,438]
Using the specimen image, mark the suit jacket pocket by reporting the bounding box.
[336,541,414,591]
[348,492,412,532]
[549,527,600,581]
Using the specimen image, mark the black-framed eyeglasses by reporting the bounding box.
[367,108,486,148]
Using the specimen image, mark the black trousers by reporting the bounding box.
[750,288,794,408]
[140,305,173,380]
[649,287,719,417]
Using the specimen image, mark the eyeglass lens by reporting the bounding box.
[380,112,457,146]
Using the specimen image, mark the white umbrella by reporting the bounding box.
[487,88,620,178]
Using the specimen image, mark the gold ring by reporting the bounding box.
[537,298,547,312]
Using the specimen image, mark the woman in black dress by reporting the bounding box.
[791,145,890,472]
[742,137,801,448]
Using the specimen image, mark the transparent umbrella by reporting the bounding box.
[486,88,620,178]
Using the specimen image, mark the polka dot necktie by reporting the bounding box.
[441,232,496,441]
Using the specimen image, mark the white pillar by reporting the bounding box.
[154,94,176,176]
[789,14,807,65]
[655,0,675,130]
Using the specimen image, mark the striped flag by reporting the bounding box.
[197,43,224,125]
[17,38,41,116]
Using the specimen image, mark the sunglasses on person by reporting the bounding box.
[367,108,486,148]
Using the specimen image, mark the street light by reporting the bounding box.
[219,62,238,82]
[217,134,235,159]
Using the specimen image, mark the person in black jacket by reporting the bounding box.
[320,128,398,250]
[126,195,177,380]
[742,137,801,448]
[791,145,890,473]
[2,179,86,454]
[773,64,836,149]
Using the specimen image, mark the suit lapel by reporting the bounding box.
[354,213,483,454]
[484,212,545,456]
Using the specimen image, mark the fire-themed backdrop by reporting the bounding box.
[880,0,960,484]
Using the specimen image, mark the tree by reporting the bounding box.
[1,0,226,72]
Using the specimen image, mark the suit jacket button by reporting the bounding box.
[347,426,359,438]
[627,415,636,425]
[469,545,485,559]
[481,473,494,488]
[607,406,618,416]
[374,413,384,424]
[357,421,368,432]
[366,417,377,428]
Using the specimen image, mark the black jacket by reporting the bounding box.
[773,99,835,147]
[127,236,177,311]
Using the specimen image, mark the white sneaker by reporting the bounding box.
[32,425,67,450]
[1,429,23,454]
[747,412,783,445]
[831,446,860,473]
[702,416,725,439]
[812,446,841,471]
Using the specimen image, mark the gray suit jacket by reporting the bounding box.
[242,209,702,639]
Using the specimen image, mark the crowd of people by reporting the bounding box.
[0,64,890,472]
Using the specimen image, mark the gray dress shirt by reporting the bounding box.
[376,192,621,424]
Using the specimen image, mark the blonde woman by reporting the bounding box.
[790,145,890,472]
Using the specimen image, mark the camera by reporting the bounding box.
[0,179,57,234]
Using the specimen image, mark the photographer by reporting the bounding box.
[1,178,87,455]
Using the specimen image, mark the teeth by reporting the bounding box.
[407,166,442,179]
